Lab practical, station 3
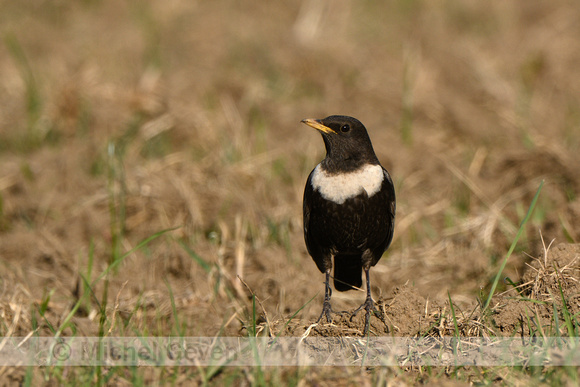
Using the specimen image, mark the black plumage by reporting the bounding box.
[302,115,396,334]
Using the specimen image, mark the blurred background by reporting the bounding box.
[1,0,579,339]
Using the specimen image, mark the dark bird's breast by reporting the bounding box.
[303,165,396,271]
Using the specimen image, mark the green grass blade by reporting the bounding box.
[448,292,461,359]
[555,271,576,338]
[504,276,524,296]
[448,292,460,338]
[271,293,317,345]
[484,180,544,310]
[4,34,42,128]
[94,227,179,284]
[178,239,212,273]
[37,290,56,335]
[54,273,95,337]
[164,277,185,337]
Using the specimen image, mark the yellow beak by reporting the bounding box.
[301,118,335,134]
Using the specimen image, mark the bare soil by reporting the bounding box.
[266,243,579,339]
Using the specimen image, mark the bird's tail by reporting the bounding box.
[333,254,362,292]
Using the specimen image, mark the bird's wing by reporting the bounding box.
[303,169,328,273]
[303,170,318,254]
[383,166,396,220]
[370,167,396,265]
[303,170,313,242]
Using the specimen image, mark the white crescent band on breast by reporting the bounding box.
[311,164,384,204]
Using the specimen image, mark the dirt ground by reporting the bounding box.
[1,0,580,384]
[274,243,580,339]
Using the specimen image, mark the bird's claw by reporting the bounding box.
[351,297,384,334]
[317,300,334,323]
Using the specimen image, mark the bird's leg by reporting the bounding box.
[317,270,333,323]
[351,267,384,334]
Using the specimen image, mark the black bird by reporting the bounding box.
[302,115,396,334]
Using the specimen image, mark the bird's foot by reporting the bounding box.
[317,299,335,324]
[351,297,384,335]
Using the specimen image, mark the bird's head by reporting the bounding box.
[301,115,379,172]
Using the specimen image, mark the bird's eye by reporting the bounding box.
[341,124,350,133]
